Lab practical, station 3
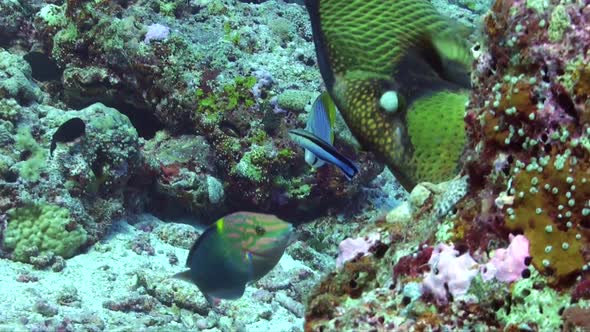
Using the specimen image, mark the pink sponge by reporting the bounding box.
[421,244,478,303]
[481,234,530,283]
[336,233,379,269]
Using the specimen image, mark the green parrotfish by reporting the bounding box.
[174,212,293,306]
[304,0,474,190]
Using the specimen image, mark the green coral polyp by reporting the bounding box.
[15,127,47,182]
[195,76,257,122]
[3,204,88,262]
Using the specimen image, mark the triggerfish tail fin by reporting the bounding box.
[304,91,337,168]
[289,129,359,180]
[304,0,473,191]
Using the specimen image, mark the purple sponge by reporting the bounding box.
[336,233,379,269]
[481,234,530,283]
[144,23,170,44]
[421,244,478,303]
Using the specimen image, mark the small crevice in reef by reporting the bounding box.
[23,52,63,82]
[65,99,165,140]
[107,102,164,140]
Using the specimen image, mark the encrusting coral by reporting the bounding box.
[304,0,590,330]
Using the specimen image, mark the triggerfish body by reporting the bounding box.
[173,212,293,306]
[304,0,474,190]
[289,92,359,180]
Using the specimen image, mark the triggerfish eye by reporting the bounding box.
[303,0,473,190]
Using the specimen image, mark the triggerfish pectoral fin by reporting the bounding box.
[304,0,473,191]
[289,129,359,180]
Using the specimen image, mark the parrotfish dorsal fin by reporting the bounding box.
[185,224,218,267]
[172,270,192,282]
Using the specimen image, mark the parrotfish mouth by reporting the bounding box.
[245,249,269,258]
[287,232,298,246]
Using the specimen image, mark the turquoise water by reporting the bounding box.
[0,0,589,331]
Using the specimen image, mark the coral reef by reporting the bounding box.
[1,0,589,330]
[304,0,590,330]
[4,203,87,262]
[464,0,590,284]
[26,0,380,219]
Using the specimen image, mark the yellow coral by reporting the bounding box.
[3,204,87,262]
[506,154,589,281]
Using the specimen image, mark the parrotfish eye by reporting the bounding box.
[255,225,265,236]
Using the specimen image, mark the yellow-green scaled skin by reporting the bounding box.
[3,204,87,262]
[306,0,472,190]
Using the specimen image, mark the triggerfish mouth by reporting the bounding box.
[304,0,474,190]
[289,92,359,180]
[173,212,293,306]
